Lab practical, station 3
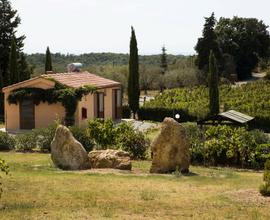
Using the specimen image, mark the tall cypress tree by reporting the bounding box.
[128,26,140,118]
[18,53,31,81]
[45,46,52,73]
[9,38,19,84]
[195,12,220,73]
[159,45,168,92]
[208,50,219,115]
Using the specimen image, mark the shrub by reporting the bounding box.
[260,160,270,196]
[0,132,15,151]
[69,125,94,152]
[116,122,149,159]
[0,158,9,199]
[87,119,117,149]
[15,132,36,151]
[33,122,58,152]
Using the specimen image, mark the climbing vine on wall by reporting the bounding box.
[8,82,97,125]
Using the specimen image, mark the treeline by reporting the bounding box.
[26,52,185,75]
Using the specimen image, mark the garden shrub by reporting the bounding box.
[116,122,149,159]
[86,119,149,158]
[15,132,36,151]
[259,160,270,196]
[0,132,15,151]
[69,125,94,152]
[0,158,9,198]
[87,119,117,149]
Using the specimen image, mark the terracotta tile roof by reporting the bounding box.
[41,71,121,89]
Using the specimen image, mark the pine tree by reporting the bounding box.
[9,38,19,84]
[208,50,219,115]
[195,12,220,73]
[128,26,140,118]
[18,53,31,81]
[45,46,52,73]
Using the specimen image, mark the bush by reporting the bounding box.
[86,119,149,158]
[138,107,196,122]
[116,122,149,159]
[69,125,94,152]
[0,158,9,198]
[15,132,36,151]
[260,160,270,196]
[0,132,15,151]
[87,119,117,149]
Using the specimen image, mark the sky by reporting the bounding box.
[11,0,270,55]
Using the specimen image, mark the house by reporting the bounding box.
[2,71,122,131]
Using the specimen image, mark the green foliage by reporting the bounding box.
[260,160,270,196]
[0,158,9,198]
[195,12,220,72]
[8,83,96,126]
[128,26,140,115]
[15,132,36,151]
[115,122,149,159]
[87,119,116,149]
[45,46,52,72]
[215,17,270,79]
[69,125,94,152]
[208,50,219,115]
[9,38,19,84]
[122,105,131,118]
[183,124,270,169]
[143,81,270,130]
[265,70,270,80]
[0,131,15,151]
[18,53,31,81]
[87,119,149,159]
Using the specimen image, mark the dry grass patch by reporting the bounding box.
[0,152,269,219]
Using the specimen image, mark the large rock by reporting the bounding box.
[51,125,90,170]
[150,117,190,174]
[89,149,131,170]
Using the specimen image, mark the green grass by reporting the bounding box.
[0,152,269,220]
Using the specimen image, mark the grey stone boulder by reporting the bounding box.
[150,117,190,174]
[89,149,131,170]
[51,125,90,170]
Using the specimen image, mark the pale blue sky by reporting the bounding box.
[12,0,270,55]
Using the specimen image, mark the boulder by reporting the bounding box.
[51,125,90,170]
[89,149,131,170]
[150,117,190,174]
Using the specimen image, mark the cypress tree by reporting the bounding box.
[9,38,19,84]
[45,46,52,73]
[18,53,31,81]
[128,26,140,118]
[208,50,219,115]
[160,45,168,92]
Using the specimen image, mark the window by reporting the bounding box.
[114,89,122,119]
[82,107,87,119]
[95,92,104,118]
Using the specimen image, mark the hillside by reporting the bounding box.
[26,52,184,74]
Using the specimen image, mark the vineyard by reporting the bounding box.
[142,80,270,129]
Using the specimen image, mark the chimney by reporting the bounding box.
[67,63,83,72]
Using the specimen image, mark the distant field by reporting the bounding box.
[0,152,269,220]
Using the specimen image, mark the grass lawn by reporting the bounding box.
[0,152,269,220]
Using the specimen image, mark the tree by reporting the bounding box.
[208,50,219,115]
[128,26,140,118]
[195,13,220,73]
[215,17,270,79]
[0,0,25,115]
[45,46,52,73]
[159,46,168,92]
[18,53,31,81]
[9,38,19,84]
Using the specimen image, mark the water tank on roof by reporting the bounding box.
[67,63,83,72]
